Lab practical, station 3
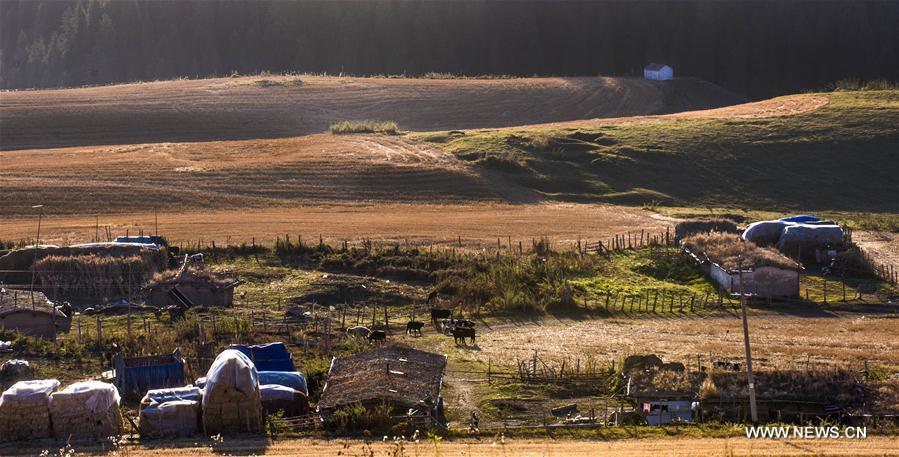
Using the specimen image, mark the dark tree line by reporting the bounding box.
[1,0,897,98]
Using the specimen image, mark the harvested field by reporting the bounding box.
[6,436,898,456]
[0,203,673,248]
[0,75,741,150]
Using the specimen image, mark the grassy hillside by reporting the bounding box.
[414,91,899,213]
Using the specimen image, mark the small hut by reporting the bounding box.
[318,346,447,426]
[0,289,69,340]
[145,267,240,308]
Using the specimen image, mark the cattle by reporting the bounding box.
[430,308,452,325]
[713,360,742,371]
[367,330,387,344]
[451,326,476,345]
[346,325,371,339]
[440,318,475,334]
[406,321,425,336]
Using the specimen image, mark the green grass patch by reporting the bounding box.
[413,91,899,212]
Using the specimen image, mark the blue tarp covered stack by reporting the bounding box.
[228,342,309,417]
[114,348,185,399]
[742,215,844,260]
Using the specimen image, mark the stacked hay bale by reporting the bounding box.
[202,349,263,435]
[139,386,202,438]
[36,252,160,303]
[49,381,123,441]
[0,379,60,442]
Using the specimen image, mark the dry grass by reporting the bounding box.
[9,436,899,456]
[0,203,674,249]
[329,119,398,134]
[415,315,899,373]
[682,232,797,270]
[35,253,160,301]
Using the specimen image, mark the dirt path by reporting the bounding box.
[6,436,896,456]
[0,75,741,150]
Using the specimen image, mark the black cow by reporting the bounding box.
[430,308,452,325]
[367,330,387,344]
[406,321,425,336]
[451,326,476,345]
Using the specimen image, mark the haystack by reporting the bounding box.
[138,386,202,438]
[682,232,797,270]
[674,219,739,243]
[202,349,263,435]
[49,381,123,441]
[36,253,160,304]
[0,379,60,441]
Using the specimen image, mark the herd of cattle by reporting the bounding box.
[345,308,477,345]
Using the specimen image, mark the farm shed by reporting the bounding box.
[318,345,447,425]
[626,367,703,425]
[145,267,240,308]
[643,63,673,80]
[113,348,186,399]
[683,233,800,298]
[699,370,862,423]
[0,289,69,340]
[230,342,296,372]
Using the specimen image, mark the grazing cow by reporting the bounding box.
[430,308,452,325]
[713,360,741,371]
[367,330,387,344]
[406,321,425,336]
[440,318,475,334]
[451,326,476,345]
[346,326,371,339]
[455,319,476,328]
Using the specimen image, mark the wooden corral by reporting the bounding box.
[0,289,69,340]
[317,345,447,426]
[144,268,239,308]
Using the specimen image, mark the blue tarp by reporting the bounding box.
[779,215,821,223]
[259,371,308,396]
[115,350,186,397]
[230,342,295,372]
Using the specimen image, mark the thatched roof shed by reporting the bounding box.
[318,345,446,417]
[682,233,797,271]
[0,289,68,339]
[144,267,240,308]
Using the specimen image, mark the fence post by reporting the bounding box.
[96,316,102,342]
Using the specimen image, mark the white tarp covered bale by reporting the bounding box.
[202,349,263,435]
[49,381,123,441]
[260,384,310,417]
[0,379,60,441]
[742,220,790,245]
[777,224,844,253]
[139,386,202,438]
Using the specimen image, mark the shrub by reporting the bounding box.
[329,120,398,135]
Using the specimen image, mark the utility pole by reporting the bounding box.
[738,255,758,423]
[29,205,44,310]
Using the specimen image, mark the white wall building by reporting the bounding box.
[644,63,673,81]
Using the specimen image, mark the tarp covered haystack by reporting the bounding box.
[139,386,201,438]
[260,384,310,417]
[0,379,60,441]
[49,381,123,441]
[202,349,263,435]
[259,371,308,396]
[230,342,295,372]
[777,224,845,256]
[742,220,791,245]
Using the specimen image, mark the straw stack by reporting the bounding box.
[202,350,263,435]
[0,379,60,442]
[139,386,202,438]
[49,381,123,441]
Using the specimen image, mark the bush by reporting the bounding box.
[329,120,398,135]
